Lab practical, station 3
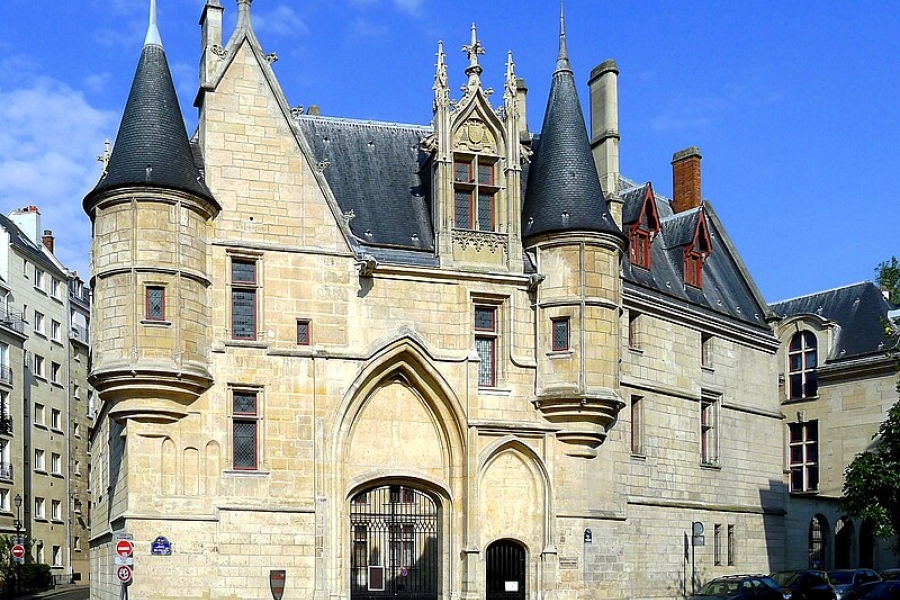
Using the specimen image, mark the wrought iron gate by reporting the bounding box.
[486,540,525,600]
[350,485,439,600]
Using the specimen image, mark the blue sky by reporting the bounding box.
[1,0,897,302]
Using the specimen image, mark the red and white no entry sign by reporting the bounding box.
[116,539,134,557]
[116,564,133,584]
[11,544,25,559]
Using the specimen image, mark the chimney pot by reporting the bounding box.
[42,230,55,254]
[671,146,702,213]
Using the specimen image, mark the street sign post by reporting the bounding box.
[116,539,134,557]
[11,543,25,564]
[116,564,133,585]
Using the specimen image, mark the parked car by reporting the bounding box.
[860,581,900,600]
[828,569,882,600]
[690,575,786,600]
[771,570,837,600]
[880,571,900,582]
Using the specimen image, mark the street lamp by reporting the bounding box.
[13,493,22,594]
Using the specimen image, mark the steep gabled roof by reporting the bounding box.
[84,6,214,208]
[771,281,895,360]
[620,180,771,328]
[520,12,623,243]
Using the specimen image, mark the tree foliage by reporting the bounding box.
[840,385,900,554]
[876,256,900,306]
[840,258,900,553]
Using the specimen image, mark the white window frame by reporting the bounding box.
[700,395,720,466]
[35,496,45,519]
[34,448,45,471]
[51,499,62,521]
[789,420,819,492]
[51,452,61,474]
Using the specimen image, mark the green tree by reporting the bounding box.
[876,256,900,306]
[840,258,900,552]
[840,386,900,554]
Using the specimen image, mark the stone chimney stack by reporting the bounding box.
[588,60,620,197]
[42,230,54,254]
[8,206,41,244]
[671,146,702,213]
[516,77,529,140]
[199,0,224,87]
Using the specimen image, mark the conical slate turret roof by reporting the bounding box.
[84,2,214,207]
[521,9,623,243]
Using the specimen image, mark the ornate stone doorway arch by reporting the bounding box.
[350,484,439,600]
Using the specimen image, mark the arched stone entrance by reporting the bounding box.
[485,540,526,600]
[350,484,439,600]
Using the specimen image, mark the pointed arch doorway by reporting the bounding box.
[350,484,439,600]
[486,540,526,600]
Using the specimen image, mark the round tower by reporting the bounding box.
[521,9,626,458]
[82,1,220,422]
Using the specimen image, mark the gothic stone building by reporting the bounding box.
[84,2,785,598]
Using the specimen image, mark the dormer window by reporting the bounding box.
[683,213,711,288]
[685,243,704,288]
[626,185,659,270]
[454,155,498,232]
[629,225,652,270]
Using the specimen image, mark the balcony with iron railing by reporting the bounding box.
[0,462,12,480]
[0,305,26,336]
[70,323,89,344]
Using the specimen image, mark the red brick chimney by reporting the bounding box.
[42,229,54,254]
[671,146,702,213]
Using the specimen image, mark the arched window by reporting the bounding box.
[350,485,439,600]
[835,517,854,569]
[809,514,828,569]
[788,331,818,399]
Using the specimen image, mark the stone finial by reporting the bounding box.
[462,23,485,79]
[145,0,163,47]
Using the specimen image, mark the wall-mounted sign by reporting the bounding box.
[505,581,519,592]
[270,570,286,600]
[151,536,172,556]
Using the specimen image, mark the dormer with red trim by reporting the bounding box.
[684,213,712,288]
[621,183,660,271]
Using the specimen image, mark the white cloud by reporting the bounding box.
[392,0,423,16]
[254,5,309,37]
[349,17,390,40]
[83,73,111,94]
[346,0,423,17]
[0,71,117,279]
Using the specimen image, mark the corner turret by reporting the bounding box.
[525,5,626,457]
[83,0,220,422]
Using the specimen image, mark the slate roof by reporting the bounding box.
[0,214,66,277]
[295,117,433,251]
[83,38,214,208]
[520,28,623,243]
[771,281,895,360]
[620,179,770,328]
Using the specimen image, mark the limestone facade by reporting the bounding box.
[0,209,92,582]
[85,2,787,599]
[773,285,900,572]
